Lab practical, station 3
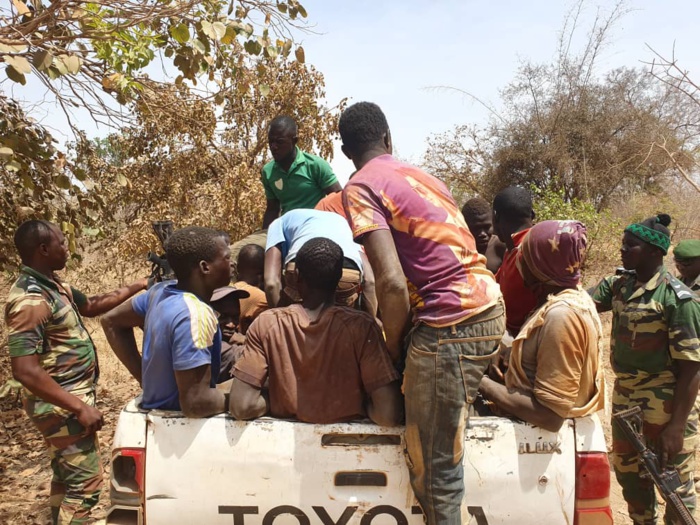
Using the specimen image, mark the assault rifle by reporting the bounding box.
[147,220,175,283]
[613,406,697,525]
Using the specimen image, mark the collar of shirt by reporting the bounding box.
[274,147,305,175]
[627,268,665,301]
[510,228,531,248]
[20,264,62,291]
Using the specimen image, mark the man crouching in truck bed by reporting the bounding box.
[101,226,234,417]
[229,237,403,426]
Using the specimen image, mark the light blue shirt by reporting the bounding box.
[266,209,363,272]
[132,282,222,410]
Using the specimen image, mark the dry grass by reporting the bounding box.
[0,259,144,525]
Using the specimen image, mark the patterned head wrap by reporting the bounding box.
[519,220,587,287]
[624,214,671,255]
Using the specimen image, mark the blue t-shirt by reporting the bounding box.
[132,282,222,411]
[266,209,364,271]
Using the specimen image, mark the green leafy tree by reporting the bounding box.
[0,0,309,127]
[0,0,313,269]
[424,1,700,209]
[72,52,345,259]
[0,95,104,269]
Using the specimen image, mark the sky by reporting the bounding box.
[296,0,700,182]
[6,0,700,185]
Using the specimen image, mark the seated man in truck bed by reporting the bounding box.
[229,237,403,426]
[102,227,239,417]
[479,220,605,432]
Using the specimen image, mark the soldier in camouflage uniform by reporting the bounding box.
[5,220,147,525]
[673,239,700,293]
[591,214,700,525]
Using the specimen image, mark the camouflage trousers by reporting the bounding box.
[612,378,698,525]
[25,392,103,525]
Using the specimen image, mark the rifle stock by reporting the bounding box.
[613,406,697,525]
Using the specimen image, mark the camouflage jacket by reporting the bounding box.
[682,274,700,293]
[592,267,700,386]
[5,266,96,414]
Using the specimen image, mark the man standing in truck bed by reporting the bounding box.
[339,102,505,525]
[261,116,342,228]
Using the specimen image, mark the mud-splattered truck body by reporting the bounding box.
[107,398,612,525]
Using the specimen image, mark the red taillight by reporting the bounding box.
[575,452,610,499]
[112,448,145,495]
[574,452,612,525]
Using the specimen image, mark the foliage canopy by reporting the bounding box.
[424,2,700,209]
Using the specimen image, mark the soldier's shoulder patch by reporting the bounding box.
[665,274,695,301]
[24,277,44,295]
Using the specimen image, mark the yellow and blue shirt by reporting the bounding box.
[133,282,221,410]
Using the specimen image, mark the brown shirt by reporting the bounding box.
[233,304,399,423]
[233,281,268,334]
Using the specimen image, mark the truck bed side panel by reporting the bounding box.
[143,414,577,524]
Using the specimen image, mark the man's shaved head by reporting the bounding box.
[14,220,54,262]
[461,198,493,254]
[296,237,343,293]
[493,186,534,221]
[338,102,390,155]
[269,115,298,136]
[164,226,227,281]
[237,244,264,273]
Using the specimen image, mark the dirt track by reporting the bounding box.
[0,304,698,524]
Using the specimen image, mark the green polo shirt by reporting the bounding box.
[260,147,338,214]
[592,267,700,382]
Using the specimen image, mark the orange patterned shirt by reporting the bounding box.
[343,154,501,326]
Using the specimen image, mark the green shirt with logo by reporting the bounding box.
[261,147,338,214]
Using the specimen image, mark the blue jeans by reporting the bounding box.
[404,301,505,525]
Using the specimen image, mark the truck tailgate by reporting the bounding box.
[144,413,575,524]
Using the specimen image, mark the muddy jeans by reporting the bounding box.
[404,301,505,525]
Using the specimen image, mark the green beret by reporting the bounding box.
[673,239,700,260]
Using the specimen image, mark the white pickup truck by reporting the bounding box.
[105,398,612,525]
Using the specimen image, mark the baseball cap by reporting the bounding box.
[210,286,250,303]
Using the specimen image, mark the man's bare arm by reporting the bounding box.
[367,381,404,427]
[479,376,564,432]
[101,299,144,384]
[362,230,411,362]
[324,182,343,195]
[78,278,148,318]
[229,378,268,420]
[264,245,284,307]
[262,199,281,229]
[359,251,378,318]
[174,365,227,418]
[11,355,103,433]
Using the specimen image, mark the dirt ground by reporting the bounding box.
[0,316,141,525]
[0,280,698,524]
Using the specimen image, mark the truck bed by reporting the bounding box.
[109,399,608,524]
